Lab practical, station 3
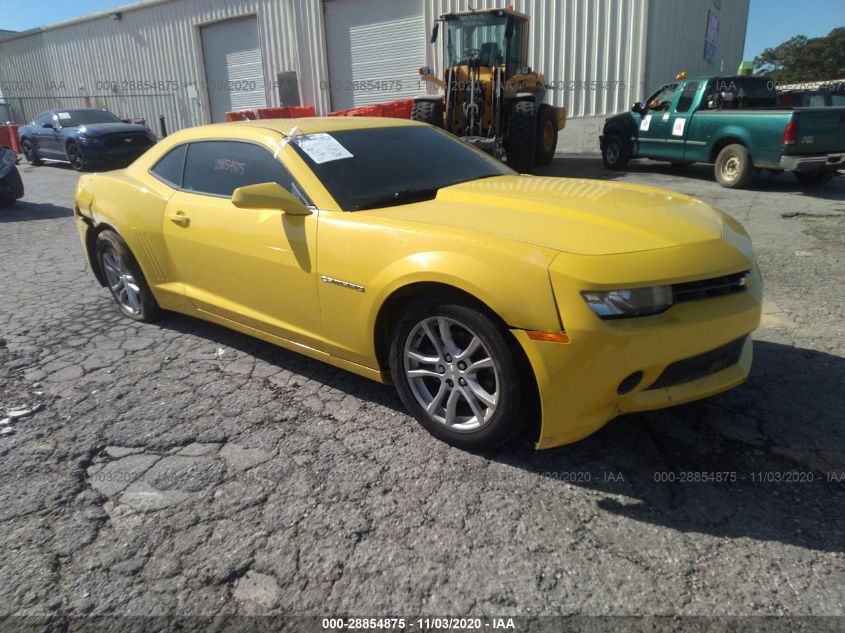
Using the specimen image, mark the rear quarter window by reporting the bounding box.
[150,144,187,187]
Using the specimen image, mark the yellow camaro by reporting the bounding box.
[74,117,762,451]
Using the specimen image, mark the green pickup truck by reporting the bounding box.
[600,75,845,188]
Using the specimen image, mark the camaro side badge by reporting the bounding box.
[320,275,365,293]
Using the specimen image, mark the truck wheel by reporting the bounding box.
[714,144,754,189]
[411,100,443,128]
[601,134,630,170]
[794,171,835,186]
[534,104,558,166]
[506,100,537,173]
[21,140,42,166]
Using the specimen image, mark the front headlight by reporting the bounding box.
[581,285,673,319]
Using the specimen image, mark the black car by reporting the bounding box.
[0,145,24,206]
[18,108,157,171]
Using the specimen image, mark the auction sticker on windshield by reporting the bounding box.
[294,133,353,164]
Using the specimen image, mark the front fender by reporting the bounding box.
[366,250,561,337]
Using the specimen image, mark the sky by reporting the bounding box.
[742,0,844,60]
[0,0,843,62]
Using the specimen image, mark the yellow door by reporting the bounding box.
[161,140,321,343]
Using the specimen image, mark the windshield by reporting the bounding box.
[291,126,514,211]
[445,13,527,70]
[53,110,122,127]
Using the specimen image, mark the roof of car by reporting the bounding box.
[149,117,424,146]
[240,116,422,135]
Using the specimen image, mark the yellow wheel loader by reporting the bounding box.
[413,7,566,173]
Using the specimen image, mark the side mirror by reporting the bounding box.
[631,102,643,114]
[231,182,311,216]
[430,22,439,44]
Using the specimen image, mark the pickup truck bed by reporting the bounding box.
[600,75,845,188]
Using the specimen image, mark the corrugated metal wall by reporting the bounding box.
[644,0,750,96]
[425,0,650,118]
[0,0,330,130]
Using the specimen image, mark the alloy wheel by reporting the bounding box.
[403,316,500,432]
[102,245,142,315]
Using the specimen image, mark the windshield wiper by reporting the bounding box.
[356,188,440,210]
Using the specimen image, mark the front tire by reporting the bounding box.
[21,140,42,166]
[67,142,86,172]
[714,144,754,189]
[602,134,630,170]
[389,298,528,451]
[96,230,161,322]
[410,100,443,128]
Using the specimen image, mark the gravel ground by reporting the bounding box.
[0,156,843,621]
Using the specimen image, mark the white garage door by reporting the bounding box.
[201,16,267,122]
[324,0,426,111]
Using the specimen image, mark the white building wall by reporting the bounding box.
[0,0,330,131]
[644,0,750,96]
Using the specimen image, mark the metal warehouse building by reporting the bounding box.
[0,0,749,151]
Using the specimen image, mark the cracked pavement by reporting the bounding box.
[0,157,843,619]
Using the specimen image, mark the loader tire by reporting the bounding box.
[411,100,443,128]
[507,100,536,173]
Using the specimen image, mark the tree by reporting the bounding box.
[753,28,845,81]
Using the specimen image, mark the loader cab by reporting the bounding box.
[438,9,528,78]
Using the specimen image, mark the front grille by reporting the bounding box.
[672,270,751,304]
[647,336,747,390]
[104,133,152,149]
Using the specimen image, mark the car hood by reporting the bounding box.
[368,175,729,255]
[73,123,151,136]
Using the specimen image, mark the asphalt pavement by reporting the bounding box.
[0,155,843,622]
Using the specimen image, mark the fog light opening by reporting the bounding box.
[617,371,643,395]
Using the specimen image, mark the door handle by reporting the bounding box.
[167,210,190,227]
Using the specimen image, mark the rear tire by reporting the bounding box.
[389,297,529,452]
[601,134,630,170]
[534,104,558,166]
[794,171,835,186]
[21,140,42,166]
[96,230,161,322]
[506,100,537,173]
[714,144,754,189]
[411,100,444,128]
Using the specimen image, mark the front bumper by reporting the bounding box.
[780,152,845,172]
[516,247,762,449]
[79,144,151,163]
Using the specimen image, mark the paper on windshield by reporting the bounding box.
[57,112,71,120]
[294,133,352,164]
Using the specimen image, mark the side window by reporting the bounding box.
[675,81,700,113]
[646,84,678,112]
[808,94,826,108]
[182,141,305,201]
[150,144,187,187]
[831,94,845,106]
